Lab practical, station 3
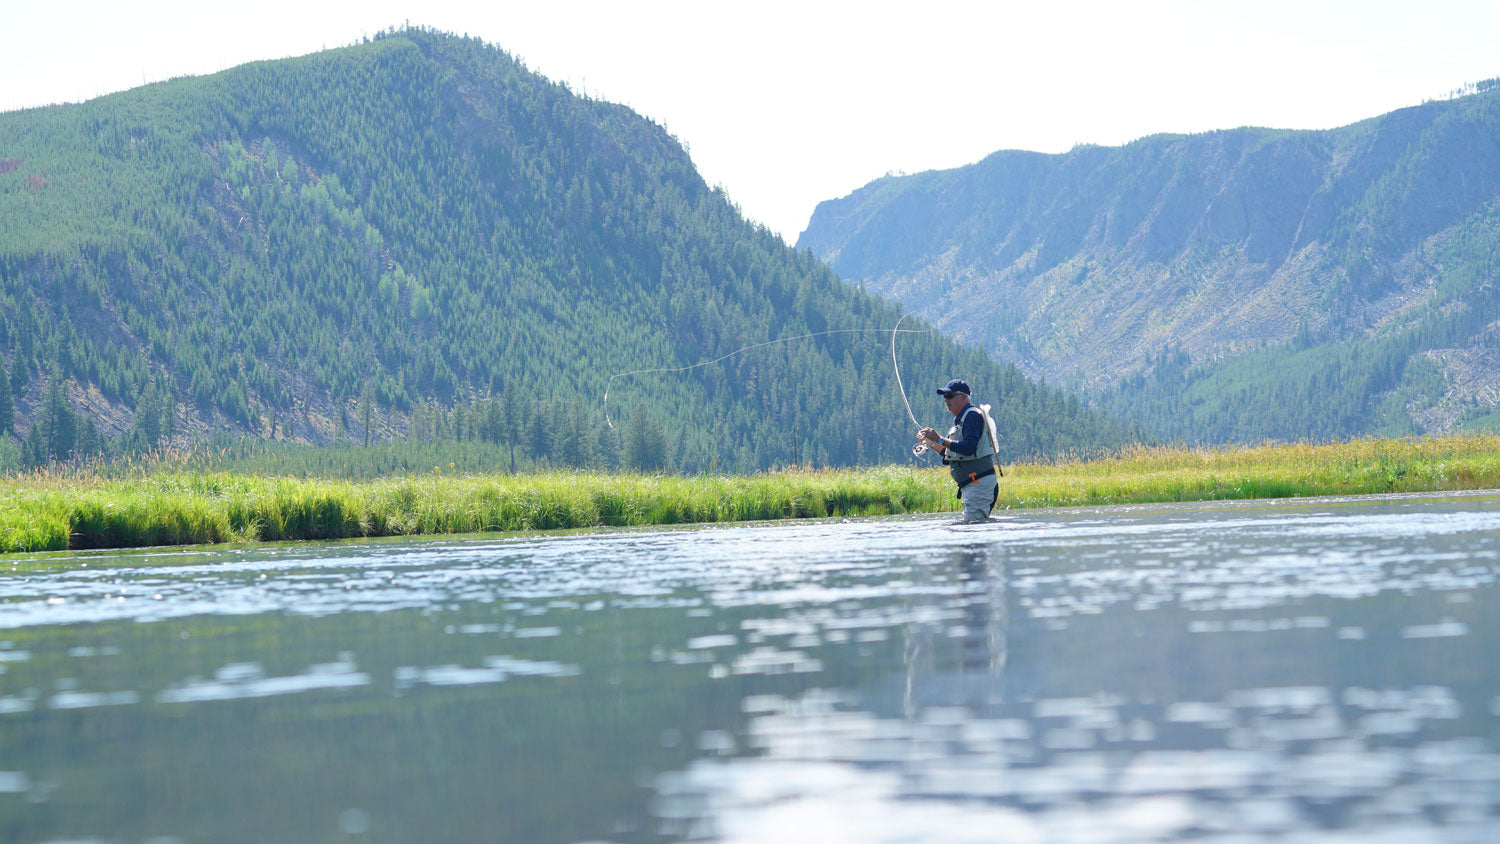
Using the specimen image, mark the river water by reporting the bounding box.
[1,490,1498,843]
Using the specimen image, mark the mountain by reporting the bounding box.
[798,82,1500,443]
[0,28,1130,471]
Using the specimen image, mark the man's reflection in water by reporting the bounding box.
[959,545,1008,674]
[903,544,1009,716]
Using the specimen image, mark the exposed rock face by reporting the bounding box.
[800,85,1500,440]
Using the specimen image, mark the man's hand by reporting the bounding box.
[918,427,940,444]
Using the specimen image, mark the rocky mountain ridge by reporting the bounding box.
[799,82,1500,441]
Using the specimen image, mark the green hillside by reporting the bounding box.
[799,82,1500,444]
[0,28,1129,472]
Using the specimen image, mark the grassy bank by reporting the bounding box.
[3,434,1499,555]
[0,468,948,555]
[1002,433,1500,507]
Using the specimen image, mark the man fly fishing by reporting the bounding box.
[919,379,1001,524]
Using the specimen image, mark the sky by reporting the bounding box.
[4,1,1500,243]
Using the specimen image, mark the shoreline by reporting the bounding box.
[10,485,1500,575]
[3,433,1499,561]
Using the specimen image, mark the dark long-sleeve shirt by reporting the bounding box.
[946,403,985,457]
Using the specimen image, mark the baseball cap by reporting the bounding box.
[936,379,971,396]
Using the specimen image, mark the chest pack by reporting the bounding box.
[942,403,1003,479]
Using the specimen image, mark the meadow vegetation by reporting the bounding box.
[2,433,1498,558]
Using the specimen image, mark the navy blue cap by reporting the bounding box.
[936,379,971,396]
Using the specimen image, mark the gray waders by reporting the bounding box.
[943,404,1001,523]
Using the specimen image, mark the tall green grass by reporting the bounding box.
[0,467,949,554]
[2,433,1498,555]
[1003,433,1500,506]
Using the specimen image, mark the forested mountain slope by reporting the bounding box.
[0,28,1129,471]
[799,82,1500,443]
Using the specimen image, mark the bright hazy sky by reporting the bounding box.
[5,1,1499,242]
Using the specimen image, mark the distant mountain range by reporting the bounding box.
[799,82,1500,442]
[0,28,1129,470]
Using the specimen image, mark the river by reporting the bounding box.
[2,490,1498,843]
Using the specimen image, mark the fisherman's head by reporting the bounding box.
[937,379,971,413]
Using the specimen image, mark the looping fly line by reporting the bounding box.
[891,313,931,457]
[603,324,931,430]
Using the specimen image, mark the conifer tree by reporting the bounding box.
[9,353,26,401]
[75,417,103,460]
[162,377,177,442]
[0,363,12,436]
[21,422,45,469]
[625,407,668,472]
[359,380,375,447]
[42,373,76,462]
[562,402,597,468]
[133,379,164,446]
[501,387,518,474]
